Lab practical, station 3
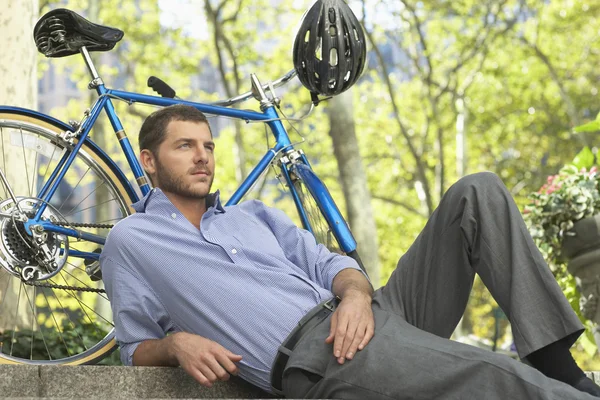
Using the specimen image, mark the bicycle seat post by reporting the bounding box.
[80,46,104,89]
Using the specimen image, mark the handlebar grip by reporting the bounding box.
[147,76,176,99]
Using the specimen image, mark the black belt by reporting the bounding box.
[270,297,339,395]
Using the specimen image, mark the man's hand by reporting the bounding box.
[325,291,374,364]
[170,332,243,388]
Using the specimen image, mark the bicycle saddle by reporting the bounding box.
[33,8,124,58]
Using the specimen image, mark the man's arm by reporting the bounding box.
[326,268,375,365]
[100,254,242,388]
[133,332,242,388]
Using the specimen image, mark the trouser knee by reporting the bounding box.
[448,171,505,197]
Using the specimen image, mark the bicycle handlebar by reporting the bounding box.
[209,69,298,107]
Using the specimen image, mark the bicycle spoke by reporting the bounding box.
[64,197,118,217]
[58,271,104,338]
[22,285,53,361]
[40,145,58,191]
[29,149,38,199]
[0,271,13,321]
[30,287,35,360]
[19,128,32,197]
[61,265,109,302]
[63,257,89,273]
[59,167,90,212]
[0,127,6,199]
[9,282,23,357]
[47,278,88,351]
[40,289,71,358]
[65,181,106,216]
[48,279,113,326]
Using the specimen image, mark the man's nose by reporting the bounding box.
[193,146,208,164]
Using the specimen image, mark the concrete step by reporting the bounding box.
[0,365,597,398]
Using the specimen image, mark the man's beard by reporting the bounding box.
[155,158,214,200]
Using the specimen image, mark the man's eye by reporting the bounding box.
[206,146,214,152]
[179,143,191,149]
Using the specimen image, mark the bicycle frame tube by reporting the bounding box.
[226,107,293,205]
[38,220,105,245]
[30,95,110,223]
[22,84,297,257]
[290,163,357,253]
[280,164,313,234]
[100,89,293,205]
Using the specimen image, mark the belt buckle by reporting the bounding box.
[323,296,339,311]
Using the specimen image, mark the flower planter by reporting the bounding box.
[561,214,600,346]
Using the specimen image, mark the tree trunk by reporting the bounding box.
[0,0,39,331]
[327,91,380,286]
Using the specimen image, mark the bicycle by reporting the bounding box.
[0,8,365,365]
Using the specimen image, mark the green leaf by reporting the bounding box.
[572,146,595,169]
[574,121,600,133]
[580,327,599,356]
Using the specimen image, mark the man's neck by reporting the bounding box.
[161,191,208,229]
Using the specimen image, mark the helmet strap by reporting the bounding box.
[311,92,321,106]
[310,92,333,107]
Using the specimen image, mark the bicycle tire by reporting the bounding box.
[0,110,135,365]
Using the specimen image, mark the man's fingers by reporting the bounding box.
[204,356,231,382]
[216,352,240,376]
[197,362,219,384]
[344,322,366,360]
[188,367,214,388]
[325,312,338,344]
[333,316,349,360]
[340,320,359,360]
[358,322,375,350]
[223,348,243,362]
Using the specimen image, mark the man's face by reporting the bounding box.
[148,120,215,200]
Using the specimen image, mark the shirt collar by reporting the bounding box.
[131,188,225,214]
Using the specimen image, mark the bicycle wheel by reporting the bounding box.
[0,110,135,364]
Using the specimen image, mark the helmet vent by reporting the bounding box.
[315,39,322,60]
[329,48,338,66]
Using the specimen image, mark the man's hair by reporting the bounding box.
[138,105,212,155]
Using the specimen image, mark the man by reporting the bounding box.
[101,104,600,399]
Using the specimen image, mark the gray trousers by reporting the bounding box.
[282,172,591,399]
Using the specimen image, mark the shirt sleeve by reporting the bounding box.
[100,256,173,366]
[253,200,369,291]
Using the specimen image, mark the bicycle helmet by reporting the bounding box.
[293,0,366,97]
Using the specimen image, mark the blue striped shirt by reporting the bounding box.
[100,188,362,392]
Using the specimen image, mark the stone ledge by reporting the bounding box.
[0,365,596,398]
[0,365,273,399]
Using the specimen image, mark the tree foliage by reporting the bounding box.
[33,0,600,367]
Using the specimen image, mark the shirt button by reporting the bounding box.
[231,249,237,254]
[171,213,177,219]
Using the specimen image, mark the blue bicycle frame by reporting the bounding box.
[18,47,358,264]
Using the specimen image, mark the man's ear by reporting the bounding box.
[140,149,157,176]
